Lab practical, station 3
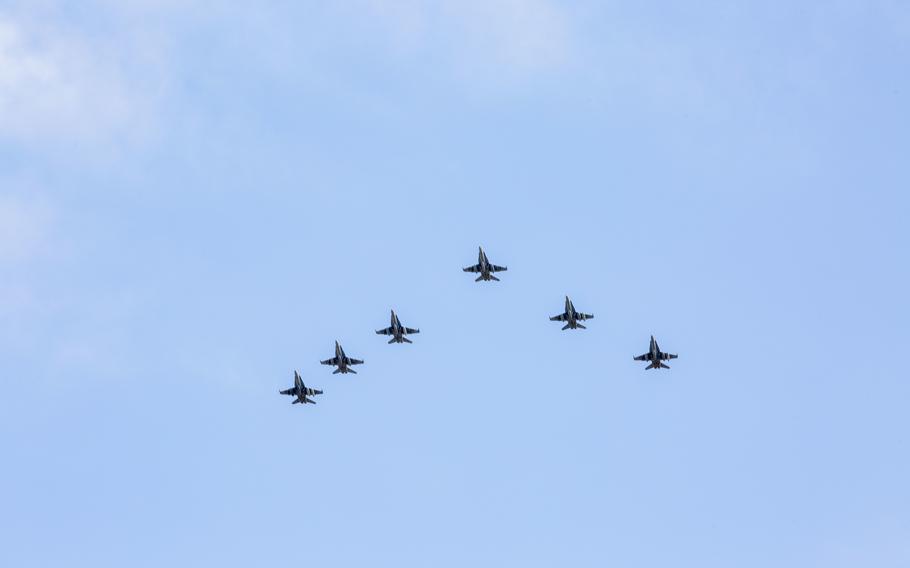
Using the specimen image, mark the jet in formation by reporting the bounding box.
[376,310,420,344]
[550,296,594,330]
[321,341,364,374]
[279,370,323,404]
[634,336,678,369]
[463,247,507,282]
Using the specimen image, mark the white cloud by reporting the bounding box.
[359,0,574,81]
[441,0,571,73]
[0,11,163,145]
[0,194,52,262]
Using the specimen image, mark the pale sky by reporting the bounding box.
[2,2,909,566]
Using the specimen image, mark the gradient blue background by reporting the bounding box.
[1,2,908,566]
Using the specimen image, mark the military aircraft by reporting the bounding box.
[321,341,364,374]
[279,370,323,404]
[549,296,594,330]
[463,246,507,282]
[376,310,420,344]
[634,336,678,369]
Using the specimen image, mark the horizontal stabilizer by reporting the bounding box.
[562,323,571,330]
[576,323,586,330]
[292,398,301,404]
[659,363,670,369]
[490,275,500,281]
[332,368,342,374]
[388,337,397,344]
[646,362,658,370]
[475,275,483,282]
[402,337,412,344]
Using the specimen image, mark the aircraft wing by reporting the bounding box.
[305,388,322,396]
[320,358,337,366]
[661,353,678,360]
[375,327,394,335]
[578,313,594,320]
[279,388,295,395]
[346,358,364,365]
[550,313,568,321]
[634,353,650,361]
[403,327,420,334]
[490,264,507,272]
[463,264,482,273]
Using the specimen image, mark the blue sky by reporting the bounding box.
[1,1,908,566]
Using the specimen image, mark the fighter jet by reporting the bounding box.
[549,296,594,330]
[321,341,364,374]
[279,370,323,404]
[376,310,420,344]
[463,246,507,282]
[634,335,678,369]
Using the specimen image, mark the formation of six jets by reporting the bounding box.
[280,246,679,406]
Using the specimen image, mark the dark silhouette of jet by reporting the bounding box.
[279,370,323,404]
[463,247,507,282]
[376,310,420,344]
[320,341,364,374]
[634,336,678,369]
[550,296,594,330]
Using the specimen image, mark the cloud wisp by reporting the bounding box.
[0,11,164,146]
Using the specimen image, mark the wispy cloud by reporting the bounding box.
[0,10,165,145]
[361,0,574,84]
[0,193,52,262]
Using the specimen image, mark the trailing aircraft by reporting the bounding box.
[634,336,678,369]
